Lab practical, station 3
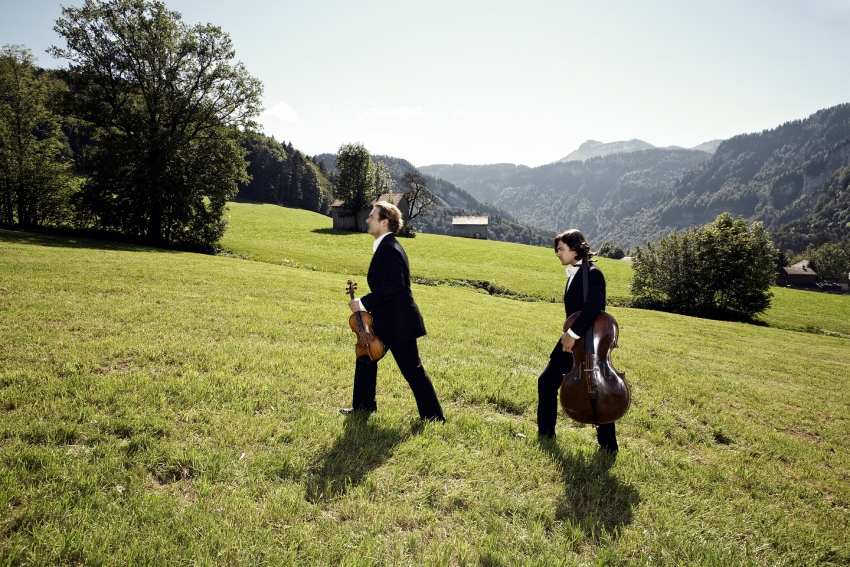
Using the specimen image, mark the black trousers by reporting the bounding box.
[537,343,617,450]
[352,338,444,421]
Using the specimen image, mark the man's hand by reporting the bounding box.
[348,299,362,313]
[560,332,576,352]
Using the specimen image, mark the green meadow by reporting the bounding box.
[1,202,848,566]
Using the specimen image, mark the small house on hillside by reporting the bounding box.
[331,193,409,232]
[452,216,488,239]
[777,260,818,288]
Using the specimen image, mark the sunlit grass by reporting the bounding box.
[1,214,848,565]
[220,201,634,305]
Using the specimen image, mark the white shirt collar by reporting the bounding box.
[566,259,582,277]
[372,231,391,253]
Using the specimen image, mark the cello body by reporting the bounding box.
[560,310,630,424]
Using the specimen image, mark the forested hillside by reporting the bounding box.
[417,163,532,203]
[661,104,850,243]
[236,133,335,214]
[770,163,850,252]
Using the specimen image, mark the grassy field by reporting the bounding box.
[219,202,635,305]
[1,205,849,565]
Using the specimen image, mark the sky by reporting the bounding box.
[2,0,850,167]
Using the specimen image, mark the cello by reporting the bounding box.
[559,263,630,425]
[346,280,386,362]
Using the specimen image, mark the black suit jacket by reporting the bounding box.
[360,233,426,344]
[564,263,606,338]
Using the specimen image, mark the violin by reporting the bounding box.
[346,280,386,362]
[560,310,630,425]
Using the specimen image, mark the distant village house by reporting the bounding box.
[777,261,818,288]
[452,215,489,239]
[331,193,409,232]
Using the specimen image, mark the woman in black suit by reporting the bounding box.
[344,202,445,422]
[537,229,617,452]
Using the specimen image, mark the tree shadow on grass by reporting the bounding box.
[0,228,189,254]
[311,227,362,236]
[305,412,408,503]
[537,438,639,539]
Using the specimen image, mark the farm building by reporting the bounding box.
[777,261,818,288]
[331,193,409,232]
[452,216,489,239]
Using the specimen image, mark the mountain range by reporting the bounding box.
[419,103,850,251]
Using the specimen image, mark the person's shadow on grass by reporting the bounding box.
[537,438,639,538]
[305,412,408,503]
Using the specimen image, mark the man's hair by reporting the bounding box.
[374,201,403,234]
[554,229,591,261]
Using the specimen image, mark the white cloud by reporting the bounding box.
[265,101,299,122]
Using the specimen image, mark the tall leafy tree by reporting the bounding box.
[334,143,379,215]
[50,0,262,246]
[806,243,850,284]
[0,45,72,228]
[631,213,779,319]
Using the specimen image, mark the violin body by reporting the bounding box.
[560,310,630,424]
[348,310,386,362]
[346,280,386,362]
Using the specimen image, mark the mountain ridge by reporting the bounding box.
[556,138,724,162]
[419,104,850,251]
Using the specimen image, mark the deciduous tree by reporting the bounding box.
[806,243,850,284]
[334,143,380,216]
[50,0,262,247]
[631,213,779,319]
[400,169,436,228]
[0,45,72,228]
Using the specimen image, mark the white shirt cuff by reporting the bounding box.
[567,329,580,339]
[355,298,365,311]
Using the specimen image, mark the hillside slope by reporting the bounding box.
[661,104,850,238]
[2,215,848,565]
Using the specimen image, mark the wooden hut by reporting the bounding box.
[331,193,409,232]
[777,261,818,288]
[451,216,489,239]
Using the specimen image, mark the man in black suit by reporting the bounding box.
[343,201,445,422]
[537,229,618,452]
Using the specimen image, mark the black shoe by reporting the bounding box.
[339,407,376,415]
[599,444,618,455]
[421,415,445,423]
